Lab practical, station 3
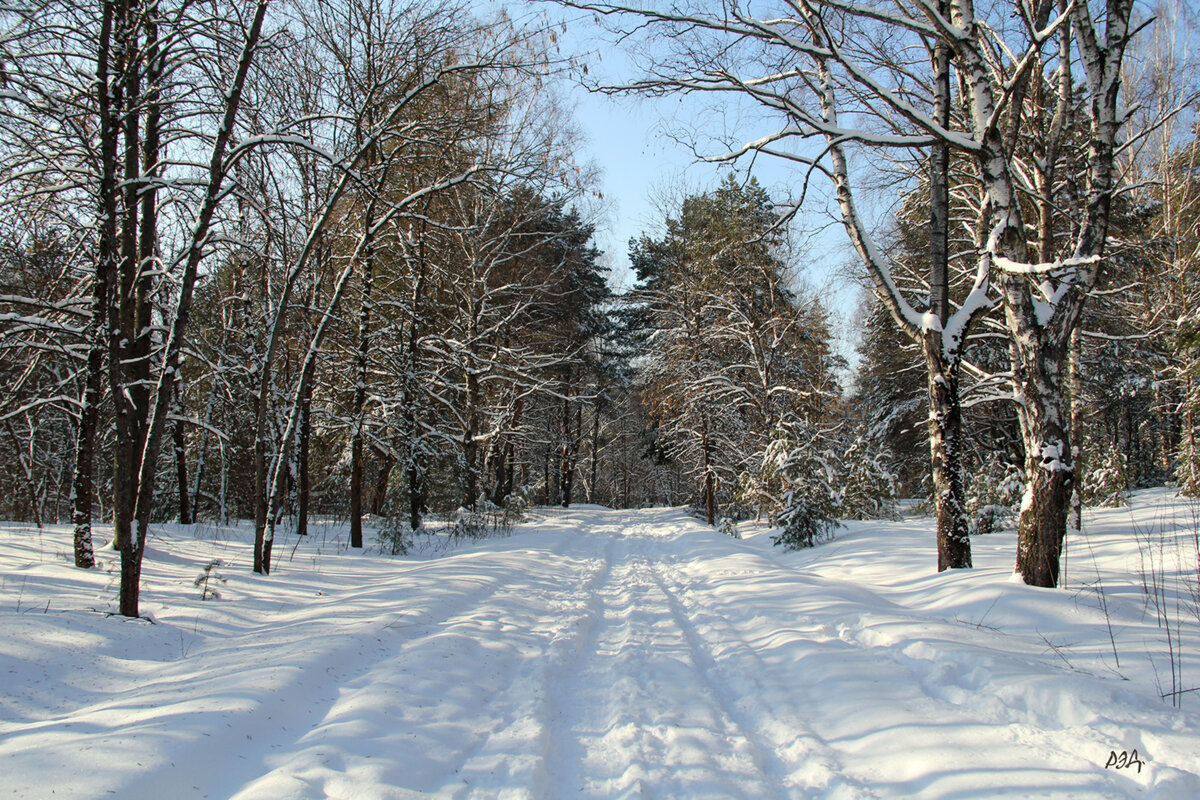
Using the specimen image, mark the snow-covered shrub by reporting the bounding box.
[1084,441,1129,507]
[501,486,533,528]
[965,460,1024,534]
[836,434,899,520]
[375,518,413,556]
[746,417,898,550]
[773,498,839,550]
[1176,429,1200,497]
[447,495,518,541]
[758,419,841,550]
[717,516,741,539]
[450,508,492,540]
[734,469,772,523]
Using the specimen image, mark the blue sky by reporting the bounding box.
[516,0,867,374]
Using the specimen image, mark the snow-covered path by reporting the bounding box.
[2,501,1200,798]
[542,518,795,799]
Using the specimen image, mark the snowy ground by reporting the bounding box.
[2,490,1199,799]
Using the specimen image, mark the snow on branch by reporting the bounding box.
[992,253,1101,276]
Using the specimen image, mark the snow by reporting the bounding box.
[2,491,1200,798]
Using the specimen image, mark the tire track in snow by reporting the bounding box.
[542,516,787,799]
[645,526,1145,798]
[445,528,619,799]
[643,552,878,800]
[222,527,614,800]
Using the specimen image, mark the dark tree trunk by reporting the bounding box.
[369,450,394,517]
[501,442,515,500]
[253,409,269,571]
[588,402,601,503]
[118,0,269,605]
[490,436,517,507]
[108,0,152,618]
[296,374,312,537]
[923,336,971,571]
[349,221,374,548]
[926,24,970,571]
[463,369,479,508]
[560,396,574,507]
[929,30,951,326]
[408,458,424,532]
[404,226,427,532]
[349,432,364,546]
[173,417,191,524]
[72,291,105,568]
[702,421,715,526]
[704,470,715,527]
[295,261,320,538]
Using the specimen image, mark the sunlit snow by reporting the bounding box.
[2,492,1199,798]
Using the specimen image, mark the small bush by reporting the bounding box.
[757,419,841,549]
[375,518,413,556]
[837,434,900,520]
[772,499,839,550]
[194,559,226,600]
[501,487,532,528]
[717,516,741,539]
[1084,441,1129,508]
[450,511,490,540]
[966,460,1024,534]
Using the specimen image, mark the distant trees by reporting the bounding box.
[1162,134,1200,493]
[629,176,838,525]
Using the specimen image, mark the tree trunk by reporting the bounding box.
[922,335,971,570]
[463,369,479,508]
[107,0,152,618]
[252,403,270,570]
[369,450,394,516]
[349,429,365,546]
[408,456,424,531]
[349,223,374,548]
[120,0,269,602]
[295,257,321,538]
[588,403,600,503]
[560,395,574,507]
[71,300,104,568]
[173,417,191,524]
[929,27,951,325]
[702,421,715,526]
[296,376,312,537]
[925,28,970,572]
[817,34,980,572]
[1068,327,1083,535]
[704,469,715,527]
[1011,329,1074,588]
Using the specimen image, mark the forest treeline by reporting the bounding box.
[0,0,1197,616]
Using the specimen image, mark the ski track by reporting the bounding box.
[4,504,1200,798]
[541,521,785,799]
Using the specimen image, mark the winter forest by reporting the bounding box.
[4,0,1200,796]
